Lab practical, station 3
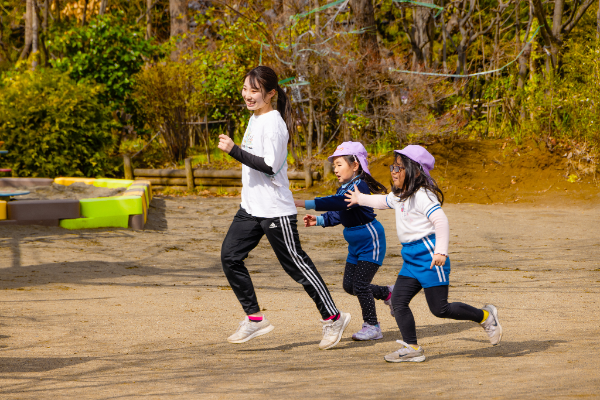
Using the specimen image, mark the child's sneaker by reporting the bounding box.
[352,323,383,341]
[384,340,426,363]
[319,312,351,350]
[383,285,395,316]
[480,304,502,345]
[227,316,274,343]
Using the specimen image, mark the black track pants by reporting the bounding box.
[221,207,340,319]
[392,275,485,345]
[342,261,390,325]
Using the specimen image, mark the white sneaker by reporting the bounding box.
[319,312,351,350]
[227,316,274,344]
[383,285,395,316]
[384,340,426,363]
[480,304,502,346]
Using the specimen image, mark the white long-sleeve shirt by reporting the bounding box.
[239,110,297,218]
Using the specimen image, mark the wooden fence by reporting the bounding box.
[129,157,322,191]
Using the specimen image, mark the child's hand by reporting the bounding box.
[430,254,447,268]
[294,199,305,208]
[217,134,235,153]
[303,214,317,227]
[344,184,360,207]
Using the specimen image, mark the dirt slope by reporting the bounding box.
[353,138,599,205]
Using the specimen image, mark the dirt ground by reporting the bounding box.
[1,192,600,399]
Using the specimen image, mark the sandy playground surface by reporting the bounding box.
[1,194,599,399]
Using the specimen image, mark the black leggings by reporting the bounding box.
[343,261,390,326]
[392,275,484,345]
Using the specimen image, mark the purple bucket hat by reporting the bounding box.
[394,145,435,177]
[327,141,371,175]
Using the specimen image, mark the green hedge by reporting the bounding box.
[0,69,117,178]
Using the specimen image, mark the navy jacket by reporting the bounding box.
[305,178,376,228]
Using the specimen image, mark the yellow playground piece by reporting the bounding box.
[54,177,96,186]
[0,200,6,220]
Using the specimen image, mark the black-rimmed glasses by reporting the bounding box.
[389,165,406,173]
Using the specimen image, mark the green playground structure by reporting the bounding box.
[0,176,153,230]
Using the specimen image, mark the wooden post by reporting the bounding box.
[305,162,313,188]
[123,155,133,180]
[323,161,333,179]
[184,157,194,191]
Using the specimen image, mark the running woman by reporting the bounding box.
[295,142,393,341]
[345,145,502,362]
[217,66,351,350]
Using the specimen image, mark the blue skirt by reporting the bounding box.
[399,234,450,288]
[343,220,386,266]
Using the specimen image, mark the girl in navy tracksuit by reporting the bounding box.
[295,142,392,341]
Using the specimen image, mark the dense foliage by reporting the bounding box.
[0,69,117,177]
[0,0,597,176]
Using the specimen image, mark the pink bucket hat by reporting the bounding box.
[327,141,371,175]
[394,145,435,177]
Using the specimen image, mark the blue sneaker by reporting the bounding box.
[352,323,383,341]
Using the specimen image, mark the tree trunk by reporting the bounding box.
[170,0,188,60]
[146,0,153,39]
[55,0,61,22]
[31,0,39,69]
[82,0,88,26]
[316,116,323,154]
[349,0,380,62]
[273,0,283,15]
[597,0,600,39]
[204,108,210,163]
[441,0,448,72]
[549,0,564,69]
[99,0,107,15]
[517,44,531,89]
[43,0,49,33]
[307,88,314,160]
[20,0,33,60]
[314,0,320,36]
[414,0,433,68]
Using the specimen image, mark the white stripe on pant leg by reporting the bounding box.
[368,222,380,261]
[365,223,377,260]
[279,216,334,315]
[279,216,337,315]
[434,265,443,282]
[281,216,337,315]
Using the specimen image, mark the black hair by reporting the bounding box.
[340,155,387,194]
[391,153,443,204]
[244,66,294,135]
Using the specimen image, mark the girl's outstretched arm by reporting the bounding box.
[428,208,449,267]
[303,214,317,227]
[344,184,390,209]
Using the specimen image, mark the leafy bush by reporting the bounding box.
[47,13,162,115]
[133,61,197,163]
[0,68,117,177]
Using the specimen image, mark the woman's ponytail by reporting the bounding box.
[276,85,294,135]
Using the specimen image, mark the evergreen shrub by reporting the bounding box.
[0,69,117,177]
